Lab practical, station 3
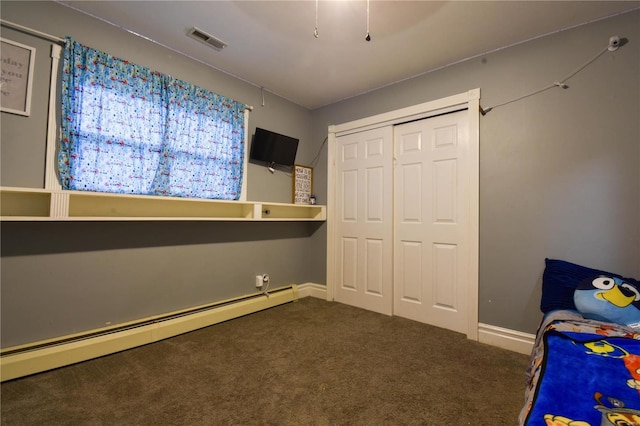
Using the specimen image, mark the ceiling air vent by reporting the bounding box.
[187,27,227,51]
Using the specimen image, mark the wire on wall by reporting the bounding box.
[479,35,626,116]
[310,136,328,168]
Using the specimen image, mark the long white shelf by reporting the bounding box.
[0,187,326,222]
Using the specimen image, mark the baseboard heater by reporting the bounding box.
[0,285,298,382]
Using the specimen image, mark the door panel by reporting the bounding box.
[433,242,457,309]
[365,238,384,295]
[342,170,358,221]
[394,110,469,333]
[334,127,393,315]
[434,159,457,222]
[341,237,357,290]
[398,240,422,302]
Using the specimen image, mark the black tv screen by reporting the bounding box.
[249,128,299,171]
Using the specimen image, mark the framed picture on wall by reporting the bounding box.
[293,164,313,204]
[1,38,36,116]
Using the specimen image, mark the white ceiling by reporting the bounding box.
[56,1,638,110]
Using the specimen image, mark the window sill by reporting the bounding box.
[0,187,326,222]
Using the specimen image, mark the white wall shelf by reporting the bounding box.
[0,187,326,222]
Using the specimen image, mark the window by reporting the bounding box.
[58,38,246,200]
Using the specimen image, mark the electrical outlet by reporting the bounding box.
[255,275,263,289]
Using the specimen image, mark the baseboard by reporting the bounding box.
[1,283,533,382]
[0,285,298,382]
[297,282,327,299]
[477,323,535,355]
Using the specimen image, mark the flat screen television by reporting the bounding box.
[249,128,299,172]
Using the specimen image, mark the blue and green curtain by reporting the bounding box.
[59,38,246,200]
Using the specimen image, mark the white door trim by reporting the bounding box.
[327,89,480,340]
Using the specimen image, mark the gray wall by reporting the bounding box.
[313,10,640,333]
[1,2,638,348]
[0,1,326,347]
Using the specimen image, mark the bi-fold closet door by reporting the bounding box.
[333,126,394,315]
[333,109,471,335]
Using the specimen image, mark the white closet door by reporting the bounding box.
[394,110,470,333]
[334,127,393,315]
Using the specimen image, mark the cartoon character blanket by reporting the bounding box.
[519,310,640,426]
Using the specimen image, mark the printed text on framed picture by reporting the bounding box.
[1,38,36,117]
[293,164,313,204]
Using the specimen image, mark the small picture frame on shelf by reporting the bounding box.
[1,38,36,117]
[293,164,313,205]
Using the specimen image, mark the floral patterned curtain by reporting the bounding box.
[58,38,246,200]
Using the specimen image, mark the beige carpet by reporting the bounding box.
[1,297,529,425]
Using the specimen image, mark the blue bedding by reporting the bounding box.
[520,311,640,425]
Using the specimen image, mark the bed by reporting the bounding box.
[519,259,640,426]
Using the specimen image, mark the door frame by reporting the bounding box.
[327,89,480,340]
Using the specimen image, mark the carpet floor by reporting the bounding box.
[1,297,530,425]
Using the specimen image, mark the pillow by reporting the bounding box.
[574,275,640,328]
[540,258,623,313]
